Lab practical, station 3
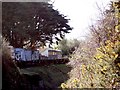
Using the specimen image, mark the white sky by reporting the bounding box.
[50,0,111,40]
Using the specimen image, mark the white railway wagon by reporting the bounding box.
[14,48,39,61]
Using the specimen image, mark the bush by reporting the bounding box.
[61,1,120,89]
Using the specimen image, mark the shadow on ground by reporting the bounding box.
[21,64,72,89]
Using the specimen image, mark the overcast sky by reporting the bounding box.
[50,0,111,40]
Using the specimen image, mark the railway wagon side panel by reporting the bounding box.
[24,50,32,61]
[31,50,39,61]
[14,48,26,61]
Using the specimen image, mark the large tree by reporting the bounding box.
[57,39,80,56]
[2,2,72,48]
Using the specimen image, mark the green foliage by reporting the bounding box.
[2,2,72,48]
[21,64,72,88]
[58,39,69,56]
[57,39,80,56]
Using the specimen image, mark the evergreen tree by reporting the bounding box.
[2,2,72,48]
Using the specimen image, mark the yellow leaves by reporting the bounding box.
[95,40,119,60]
[113,1,120,8]
[117,63,120,68]
[110,51,118,59]
[81,64,86,74]
[105,45,113,51]
[61,78,80,89]
[105,40,111,45]
[101,69,106,74]
[114,54,118,59]
[96,47,101,51]
[105,41,114,48]
[115,40,120,46]
[101,66,108,75]
[63,38,120,88]
[82,64,86,69]
[72,78,79,84]
[111,51,116,55]
[61,83,68,88]
[99,59,102,63]
[96,53,102,59]
[71,78,80,88]
[103,66,108,71]
[115,25,120,32]
[93,39,120,83]
[113,2,117,8]
[115,12,120,18]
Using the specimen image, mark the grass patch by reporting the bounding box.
[20,64,72,88]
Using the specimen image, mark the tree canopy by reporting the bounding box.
[2,2,72,48]
[57,39,80,56]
